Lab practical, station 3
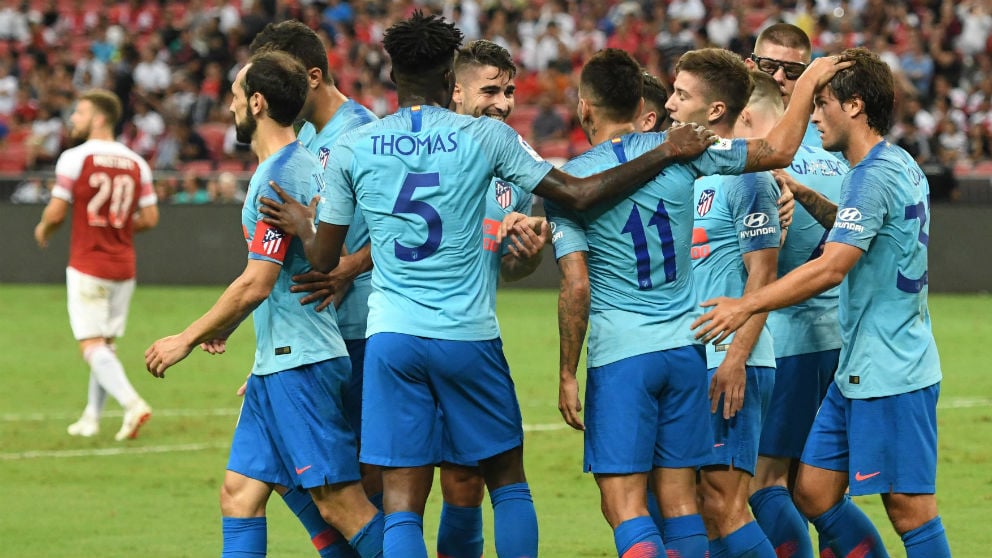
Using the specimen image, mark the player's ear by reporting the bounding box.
[451,81,464,107]
[250,92,265,117]
[708,100,726,126]
[307,67,322,90]
[845,96,865,119]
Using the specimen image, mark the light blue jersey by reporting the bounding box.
[691,172,780,369]
[826,141,941,398]
[483,177,533,277]
[767,144,848,357]
[299,100,378,340]
[320,105,553,340]
[242,141,348,375]
[546,133,749,368]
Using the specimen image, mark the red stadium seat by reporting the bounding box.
[0,142,29,173]
[216,160,246,172]
[196,122,228,161]
[535,139,571,160]
[179,160,215,174]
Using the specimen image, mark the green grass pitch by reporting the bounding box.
[0,286,989,557]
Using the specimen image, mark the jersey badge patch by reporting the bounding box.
[697,189,716,217]
[494,180,513,209]
[318,147,330,169]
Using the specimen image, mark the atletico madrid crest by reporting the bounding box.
[318,147,330,169]
[697,189,716,217]
[495,180,512,210]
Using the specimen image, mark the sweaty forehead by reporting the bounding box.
[754,42,810,65]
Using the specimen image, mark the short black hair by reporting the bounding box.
[250,20,332,85]
[641,71,669,131]
[675,48,753,124]
[383,11,464,77]
[829,48,895,136]
[755,23,812,62]
[579,48,643,123]
[243,51,309,127]
[454,39,516,79]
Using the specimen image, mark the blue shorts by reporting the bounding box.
[801,382,940,496]
[361,333,523,467]
[227,358,360,489]
[344,338,366,438]
[584,346,712,474]
[759,350,838,458]
[706,365,775,475]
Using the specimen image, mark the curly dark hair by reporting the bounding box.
[383,11,464,76]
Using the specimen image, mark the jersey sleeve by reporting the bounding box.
[317,144,357,227]
[686,136,748,177]
[726,172,781,254]
[246,176,297,265]
[827,165,887,251]
[513,183,534,216]
[544,198,587,260]
[476,119,554,193]
[135,156,157,207]
[51,150,82,202]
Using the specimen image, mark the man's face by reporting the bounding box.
[230,64,257,144]
[666,71,711,127]
[68,100,95,142]
[748,42,809,107]
[811,86,847,152]
[453,64,515,121]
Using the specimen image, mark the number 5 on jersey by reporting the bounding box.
[392,172,442,261]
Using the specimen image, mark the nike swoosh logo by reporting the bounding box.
[713,443,725,448]
[295,465,312,474]
[855,471,880,481]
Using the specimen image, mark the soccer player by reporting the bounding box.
[248,20,381,558]
[637,71,670,133]
[746,23,822,148]
[434,38,548,558]
[693,48,952,558]
[544,48,847,558]
[663,49,781,558]
[34,88,157,442]
[257,11,721,557]
[143,51,383,558]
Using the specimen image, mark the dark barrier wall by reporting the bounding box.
[1,203,989,293]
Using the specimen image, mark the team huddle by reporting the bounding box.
[38,10,950,558]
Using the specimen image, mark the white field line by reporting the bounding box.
[1,397,987,461]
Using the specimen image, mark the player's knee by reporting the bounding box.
[480,446,526,489]
[441,470,485,507]
[790,481,825,520]
[882,493,938,535]
[219,480,265,517]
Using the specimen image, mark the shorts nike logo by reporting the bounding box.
[713,443,725,448]
[295,465,312,474]
[855,471,880,481]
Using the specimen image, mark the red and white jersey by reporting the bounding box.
[51,139,156,280]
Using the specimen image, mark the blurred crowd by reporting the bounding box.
[2,0,992,204]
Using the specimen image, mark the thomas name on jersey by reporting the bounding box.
[371,132,458,156]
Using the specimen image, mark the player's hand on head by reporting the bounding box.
[558,374,585,431]
[802,55,855,91]
[691,296,750,346]
[663,121,720,161]
[258,180,315,237]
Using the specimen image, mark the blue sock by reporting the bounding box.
[490,482,538,558]
[710,536,730,558]
[349,512,384,558]
[811,496,889,558]
[281,487,357,557]
[646,489,665,537]
[369,492,384,513]
[613,516,665,558]
[383,511,426,558]
[437,502,484,558]
[222,516,266,558]
[723,521,776,558]
[749,486,813,558]
[902,516,951,558]
[662,514,708,558]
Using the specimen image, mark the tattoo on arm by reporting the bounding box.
[793,187,838,229]
[744,139,777,172]
[557,255,589,374]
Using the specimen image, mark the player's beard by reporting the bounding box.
[235,110,257,144]
[67,119,92,147]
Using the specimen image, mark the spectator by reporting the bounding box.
[0,60,17,116]
[207,171,245,204]
[172,170,210,204]
[901,32,936,99]
[531,93,567,143]
[126,96,165,158]
[896,118,933,164]
[153,119,209,170]
[25,104,63,169]
[133,44,171,95]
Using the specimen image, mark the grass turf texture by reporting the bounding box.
[0,286,988,557]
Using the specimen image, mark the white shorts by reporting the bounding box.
[66,266,136,341]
